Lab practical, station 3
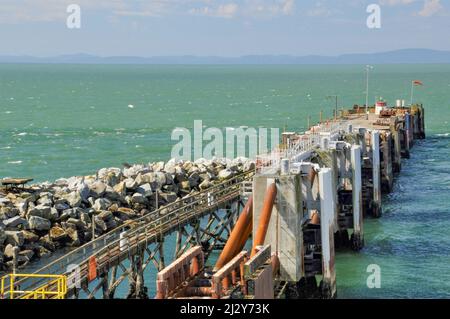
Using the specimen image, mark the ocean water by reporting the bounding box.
[1,64,449,298]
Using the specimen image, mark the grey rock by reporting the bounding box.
[93,198,111,211]
[49,226,67,241]
[159,192,178,204]
[80,212,91,225]
[113,181,126,196]
[60,208,79,220]
[4,244,16,258]
[64,192,82,207]
[77,182,90,201]
[1,206,20,218]
[124,178,138,190]
[136,183,153,197]
[27,204,52,220]
[5,231,25,246]
[37,195,53,207]
[54,199,70,211]
[90,181,107,197]
[131,193,147,205]
[14,200,28,214]
[22,230,39,242]
[19,249,34,260]
[94,216,108,232]
[67,218,86,230]
[28,216,51,231]
[3,216,29,229]
[199,180,212,190]
[218,169,233,180]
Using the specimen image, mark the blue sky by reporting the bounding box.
[0,0,449,56]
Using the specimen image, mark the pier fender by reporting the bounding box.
[370,200,382,218]
[319,279,336,299]
[350,232,364,251]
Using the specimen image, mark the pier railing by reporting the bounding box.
[256,120,347,174]
[10,170,255,297]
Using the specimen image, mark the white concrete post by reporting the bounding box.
[371,131,381,216]
[318,168,336,298]
[351,145,363,249]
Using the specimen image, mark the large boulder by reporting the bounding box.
[77,182,90,201]
[218,169,234,180]
[89,181,107,197]
[28,216,51,231]
[124,178,138,190]
[37,194,53,206]
[22,230,39,242]
[49,226,67,241]
[159,192,178,204]
[27,205,52,220]
[2,216,29,229]
[0,206,20,219]
[113,182,126,197]
[54,199,70,211]
[4,244,16,258]
[136,183,153,197]
[131,193,147,205]
[93,198,111,211]
[62,192,82,208]
[4,231,25,246]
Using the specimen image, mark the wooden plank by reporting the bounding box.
[244,245,271,277]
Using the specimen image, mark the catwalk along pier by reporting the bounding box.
[0,103,425,299]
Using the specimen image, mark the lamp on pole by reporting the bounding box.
[327,95,338,121]
[365,65,374,120]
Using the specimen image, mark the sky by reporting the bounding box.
[0,0,449,57]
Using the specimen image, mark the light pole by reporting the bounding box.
[327,95,338,120]
[365,65,373,120]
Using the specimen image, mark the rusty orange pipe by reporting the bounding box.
[251,183,277,257]
[214,197,253,271]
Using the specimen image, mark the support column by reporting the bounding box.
[351,145,364,250]
[391,117,401,173]
[318,168,336,299]
[371,131,382,218]
[330,148,339,232]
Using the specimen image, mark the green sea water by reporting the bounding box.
[1,64,449,298]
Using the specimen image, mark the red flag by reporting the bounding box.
[413,80,423,86]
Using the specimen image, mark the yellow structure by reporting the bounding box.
[1,274,67,299]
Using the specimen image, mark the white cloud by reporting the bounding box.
[379,0,416,6]
[281,0,295,15]
[190,3,238,18]
[307,2,332,17]
[418,0,443,17]
[189,3,238,18]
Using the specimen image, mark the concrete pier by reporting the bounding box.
[252,103,425,299]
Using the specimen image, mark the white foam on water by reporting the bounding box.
[16,132,27,136]
[8,160,22,164]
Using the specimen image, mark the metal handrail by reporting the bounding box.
[10,170,255,294]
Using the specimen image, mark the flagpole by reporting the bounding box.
[410,80,414,106]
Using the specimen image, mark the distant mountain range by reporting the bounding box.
[1,49,450,64]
